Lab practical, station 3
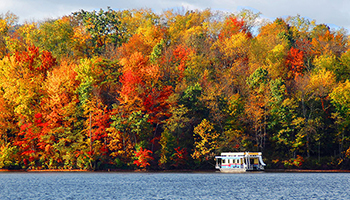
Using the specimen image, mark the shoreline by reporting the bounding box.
[0,169,350,173]
[265,169,350,173]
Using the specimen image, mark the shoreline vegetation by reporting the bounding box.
[0,8,350,171]
[1,169,350,173]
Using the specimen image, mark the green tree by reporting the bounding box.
[268,78,298,159]
[73,7,123,56]
[330,80,350,160]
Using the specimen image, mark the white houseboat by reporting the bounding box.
[215,152,266,172]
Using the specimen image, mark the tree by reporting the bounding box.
[163,9,211,45]
[218,94,246,152]
[246,67,270,151]
[252,18,292,80]
[73,7,123,56]
[330,80,350,159]
[42,60,81,169]
[192,119,219,162]
[0,12,18,58]
[159,105,190,169]
[109,110,151,166]
[0,44,57,168]
[159,44,194,87]
[28,17,76,59]
[0,44,55,117]
[74,57,120,169]
[311,24,347,57]
[268,78,298,159]
[293,68,336,158]
[133,147,154,169]
[286,47,305,79]
[14,113,50,168]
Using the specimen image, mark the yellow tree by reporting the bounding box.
[0,12,18,58]
[252,18,292,80]
[192,119,219,162]
[163,9,211,45]
[330,80,350,161]
[210,16,252,95]
[294,68,336,158]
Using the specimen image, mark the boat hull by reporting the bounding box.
[219,168,246,173]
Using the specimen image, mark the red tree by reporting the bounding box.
[134,147,154,168]
[286,47,305,79]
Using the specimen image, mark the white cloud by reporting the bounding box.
[180,2,201,11]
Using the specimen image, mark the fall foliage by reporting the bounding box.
[0,8,349,170]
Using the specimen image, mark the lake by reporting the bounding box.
[0,172,349,199]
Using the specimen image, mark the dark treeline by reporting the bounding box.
[0,8,349,170]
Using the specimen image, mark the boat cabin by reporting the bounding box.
[215,152,266,172]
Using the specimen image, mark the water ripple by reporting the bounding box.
[0,172,349,199]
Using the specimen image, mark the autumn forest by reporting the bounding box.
[0,8,349,170]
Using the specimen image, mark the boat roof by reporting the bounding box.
[215,156,241,159]
[220,152,262,156]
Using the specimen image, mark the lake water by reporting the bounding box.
[0,172,349,199]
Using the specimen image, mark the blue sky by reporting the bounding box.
[0,0,349,31]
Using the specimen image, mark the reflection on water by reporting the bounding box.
[0,172,349,199]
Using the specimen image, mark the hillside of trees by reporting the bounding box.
[0,8,349,170]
